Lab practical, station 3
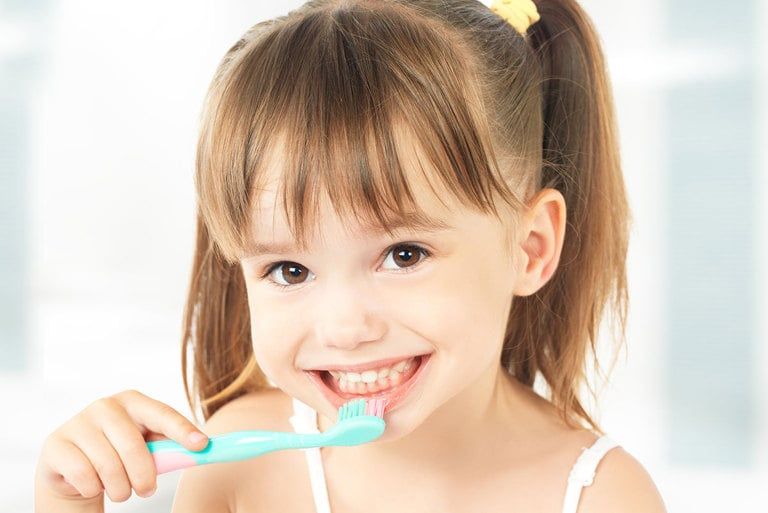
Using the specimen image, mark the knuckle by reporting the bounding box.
[157,404,189,431]
[41,433,60,452]
[90,397,119,414]
[62,417,89,439]
[93,458,124,484]
[67,411,86,428]
[156,402,177,417]
[116,389,143,402]
[85,488,105,499]
[107,486,132,503]
[122,446,157,493]
[134,478,157,498]
[123,440,151,460]
[68,463,93,485]
[80,481,104,499]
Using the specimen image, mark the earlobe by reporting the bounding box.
[512,188,566,297]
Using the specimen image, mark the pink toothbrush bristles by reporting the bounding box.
[365,397,387,417]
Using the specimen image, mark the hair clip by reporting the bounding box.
[490,0,541,35]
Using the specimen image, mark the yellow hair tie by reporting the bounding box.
[490,0,541,35]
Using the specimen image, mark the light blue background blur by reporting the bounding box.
[1,0,766,511]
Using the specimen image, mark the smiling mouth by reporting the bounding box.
[305,353,432,413]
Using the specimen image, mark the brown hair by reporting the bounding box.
[182,0,630,435]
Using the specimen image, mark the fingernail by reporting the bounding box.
[188,431,208,445]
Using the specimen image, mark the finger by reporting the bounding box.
[144,432,169,442]
[114,390,209,452]
[71,417,135,503]
[87,398,158,499]
[41,436,105,500]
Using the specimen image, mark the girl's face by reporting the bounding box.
[240,166,522,442]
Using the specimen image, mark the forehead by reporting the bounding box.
[244,133,463,249]
[264,125,457,204]
[250,175,455,244]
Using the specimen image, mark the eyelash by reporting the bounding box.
[259,243,432,290]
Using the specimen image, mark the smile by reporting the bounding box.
[305,353,432,414]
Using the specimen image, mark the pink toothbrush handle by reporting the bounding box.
[151,452,199,474]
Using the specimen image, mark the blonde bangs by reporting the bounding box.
[195,3,524,263]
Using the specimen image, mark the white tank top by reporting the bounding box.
[289,397,619,513]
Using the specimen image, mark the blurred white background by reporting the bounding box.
[1,0,766,511]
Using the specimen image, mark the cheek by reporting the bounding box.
[247,300,303,380]
[243,248,513,361]
[382,257,512,353]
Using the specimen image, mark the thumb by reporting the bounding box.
[186,430,210,452]
[116,391,210,452]
[144,429,208,451]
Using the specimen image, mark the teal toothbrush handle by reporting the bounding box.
[147,430,325,474]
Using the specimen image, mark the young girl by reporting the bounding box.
[35,0,667,511]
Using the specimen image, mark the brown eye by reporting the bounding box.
[261,243,430,290]
[383,244,429,270]
[263,262,313,288]
[279,263,308,285]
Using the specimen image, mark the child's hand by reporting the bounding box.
[34,389,209,509]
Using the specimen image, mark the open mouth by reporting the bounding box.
[305,353,432,414]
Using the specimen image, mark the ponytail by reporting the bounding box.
[500,0,630,433]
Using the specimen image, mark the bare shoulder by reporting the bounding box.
[578,444,668,513]
[171,388,293,513]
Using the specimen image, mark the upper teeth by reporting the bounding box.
[329,357,416,383]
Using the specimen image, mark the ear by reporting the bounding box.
[512,188,567,297]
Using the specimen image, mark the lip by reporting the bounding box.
[306,354,425,373]
[305,353,432,415]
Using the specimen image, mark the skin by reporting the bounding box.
[239,142,568,449]
[176,142,667,512]
[210,138,667,513]
[235,139,588,499]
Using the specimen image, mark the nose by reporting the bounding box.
[313,279,386,350]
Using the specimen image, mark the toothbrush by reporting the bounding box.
[146,397,387,474]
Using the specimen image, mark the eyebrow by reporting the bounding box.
[244,212,453,257]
